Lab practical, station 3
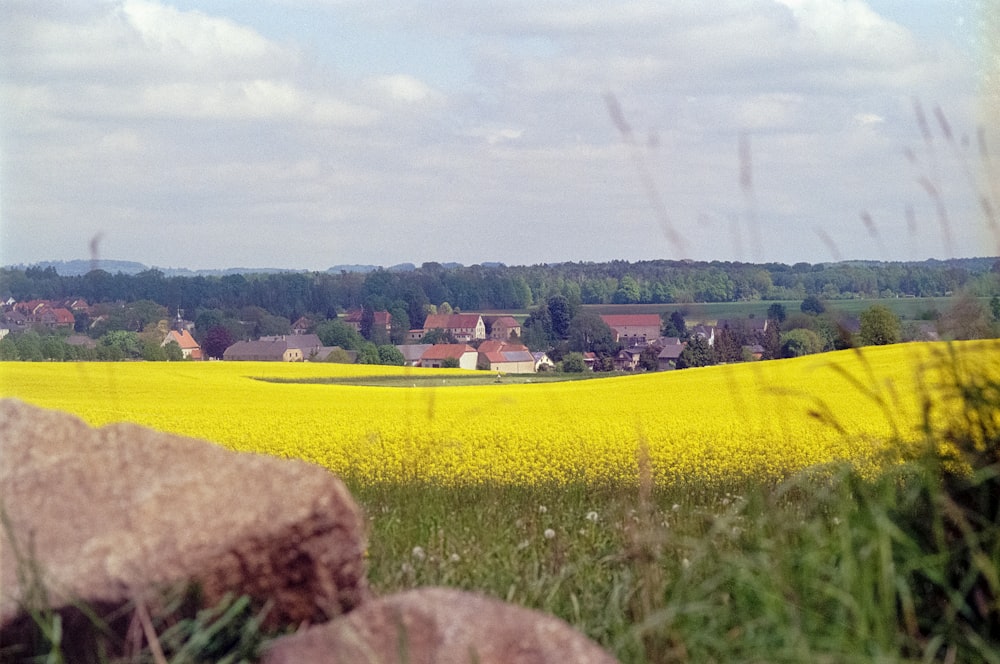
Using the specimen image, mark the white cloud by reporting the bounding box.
[368,74,440,103]
[0,0,988,268]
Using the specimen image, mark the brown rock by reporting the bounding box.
[262,587,619,664]
[0,399,368,657]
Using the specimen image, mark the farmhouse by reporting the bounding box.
[223,338,305,362]
[420,314,486,342]
[162,329,203,360]
[483,315,522,340]
[600,314,661,344]
[343,309,391,336]
[397,344,432,367]
[477,340,535,373]
[532,351,555,372]
[419,343,478,370]
[657,337,685,370]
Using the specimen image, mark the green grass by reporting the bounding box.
[350,463,999,663]
[251,371,619,387]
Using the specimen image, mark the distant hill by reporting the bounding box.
[6,256,995,278]
[6,260,308,277]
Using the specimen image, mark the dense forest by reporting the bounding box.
[2,257,998,365]
[2,258,998,328]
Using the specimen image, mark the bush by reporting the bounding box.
[561,352,586,373]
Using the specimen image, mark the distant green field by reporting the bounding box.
[581,296,981,324]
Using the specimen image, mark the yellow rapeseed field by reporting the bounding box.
[2,340,997,486]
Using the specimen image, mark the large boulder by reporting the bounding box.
[0,399,368,657]
[261,587,619,664]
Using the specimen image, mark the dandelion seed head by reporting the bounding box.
[544,528,556,540]
[585,511,599,523]
[411,546,426,561]
[538,505,548,514]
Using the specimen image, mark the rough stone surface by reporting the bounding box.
[261,587,620,664]
[0,399,369,648]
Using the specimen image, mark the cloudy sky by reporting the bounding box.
[1,1,997,271]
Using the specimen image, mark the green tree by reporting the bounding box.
[163,340,185,361]
[713,327,743,363]
[421,328,457,345]
[40,336,66,361]
[521,306,554,350]
[561,352,586,373]
[377,344,405,366]
[325,347,353,363]
[316,319,364,350]
[389,307,410,344]
[356,341,380,365]
[0,336,18,360]
[937,294,992,341]
[15,332,44,361]
[100,330,142,359]
[638,345,660,371]
[859,305,901,346]
[767,303,787,324]
[676,336,716,369]
[991,295,1000,322]
[612,276,641,304]
[141,339,168,361]
[800,295,826,315]
[780,328,824,357]
[547,295,574,339]
[441,357,461,369]
[661,310,687,338]
[567,312,615,354]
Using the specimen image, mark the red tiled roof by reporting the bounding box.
[51,308,75,324]
[423,314,482,330]
[345,309,391,325]
[166,329,201,350]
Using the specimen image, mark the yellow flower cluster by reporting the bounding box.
[2,340,996,486]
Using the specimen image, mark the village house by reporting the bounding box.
[1,309,29,334]
[162,329,203,360]
[612,346,644,371]
[397,344,432,367]
[223,338,305,362]
[260,334,334,361]
[477,340,536,373]
[690,324,716,346]
[291,316,314,334]
[483,315,522,340]
[222,334,335,362]
[657,337,685,370]
[600,314,661,345]
[13,300,76,330]
[419,343,478,370]
[343,309,391,337]
[420,313,486,342]
[532,351,555,372]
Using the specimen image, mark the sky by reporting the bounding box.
[1,1,997,271]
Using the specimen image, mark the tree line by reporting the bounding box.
[2,257,997,328]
